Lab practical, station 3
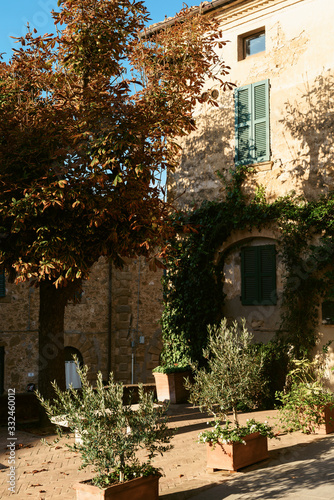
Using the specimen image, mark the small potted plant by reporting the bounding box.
[152,363,192,404]
[276,355,334,434]
[153,301,194,404]
[37,358,175,499]
[187,318,276,471]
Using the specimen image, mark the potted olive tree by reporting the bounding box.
[187,318,276,472]
[37,358,175,499]
[276,356,334,434]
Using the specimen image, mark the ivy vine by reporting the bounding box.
[160,167,334,371]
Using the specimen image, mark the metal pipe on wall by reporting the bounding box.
[107,261,112,377]
[131,257,142,384]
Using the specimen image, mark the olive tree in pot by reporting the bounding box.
[37,358,174,499]
[187,318,276,472]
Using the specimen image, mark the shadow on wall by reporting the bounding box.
[170,92,234,207]
[280,69,334,198]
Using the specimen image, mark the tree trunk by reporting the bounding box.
[233,407,239,427]
[38,279,80,401]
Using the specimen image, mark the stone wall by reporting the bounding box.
[111,257,163,384]
[170,0,334,208]
[0,277,40,392]
[168,0,334,383]
[0,257,163,393]
[2,0,334,393]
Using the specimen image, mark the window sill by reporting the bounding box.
[238,50,266,62]
[235,161,273,171]
[251,161,273,172]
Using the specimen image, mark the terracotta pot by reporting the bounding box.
[206,432,269,472]
[153,370,192,404]
[73,474,159,500]
[313,404,334,434]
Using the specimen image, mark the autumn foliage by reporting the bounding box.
[0,0,231,397]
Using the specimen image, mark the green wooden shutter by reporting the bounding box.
[235,84,252,165]
[253,80,270,162]
[241,245,276,305]
[241,246,258,305]
[259,245,276,304]
[0,271,5,298]
[235,79,270,164]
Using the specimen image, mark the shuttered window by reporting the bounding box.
[241,245,276,305]
[235,80,270,165]
[0,271,5,298]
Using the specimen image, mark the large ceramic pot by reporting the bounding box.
[153,370,192,404]
[73,474,159,500]
[206,432,269,472]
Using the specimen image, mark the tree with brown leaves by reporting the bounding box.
[0,0,231,402]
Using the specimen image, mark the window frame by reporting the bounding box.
[238,28,265,61]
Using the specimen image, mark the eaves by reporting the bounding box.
[144,0,249,36]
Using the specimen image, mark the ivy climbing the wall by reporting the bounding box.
[160,166,334,383]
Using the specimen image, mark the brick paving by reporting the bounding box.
[0,405,333,499]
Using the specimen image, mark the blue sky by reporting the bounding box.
[0,0,202,61]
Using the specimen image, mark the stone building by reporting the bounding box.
[2,0,334,395]
[0,257,163,393]
[166,0,334,382]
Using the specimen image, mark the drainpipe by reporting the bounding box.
[107,261,112,376]
[27,286,32,331]
[136,257,141,341]
[131,345,135,385]
[131,257,141,384]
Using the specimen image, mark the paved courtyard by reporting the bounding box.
[0,405,333,499]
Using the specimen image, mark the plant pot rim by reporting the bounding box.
[73,473,161,492]
[152,366,192,374]
[208,431,261,446]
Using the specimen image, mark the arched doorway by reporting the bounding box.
[64,346,83,389]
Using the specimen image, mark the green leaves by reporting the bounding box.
[276,356,334,434]
[2,0,226,290]
[198,418,276,446]
[188,319,267,425]
[161,164,334,373]
[37,357,174,486]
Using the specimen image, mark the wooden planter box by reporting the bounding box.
[153,371,191,404]
[73,474,159,500]
[206,432,269,472]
